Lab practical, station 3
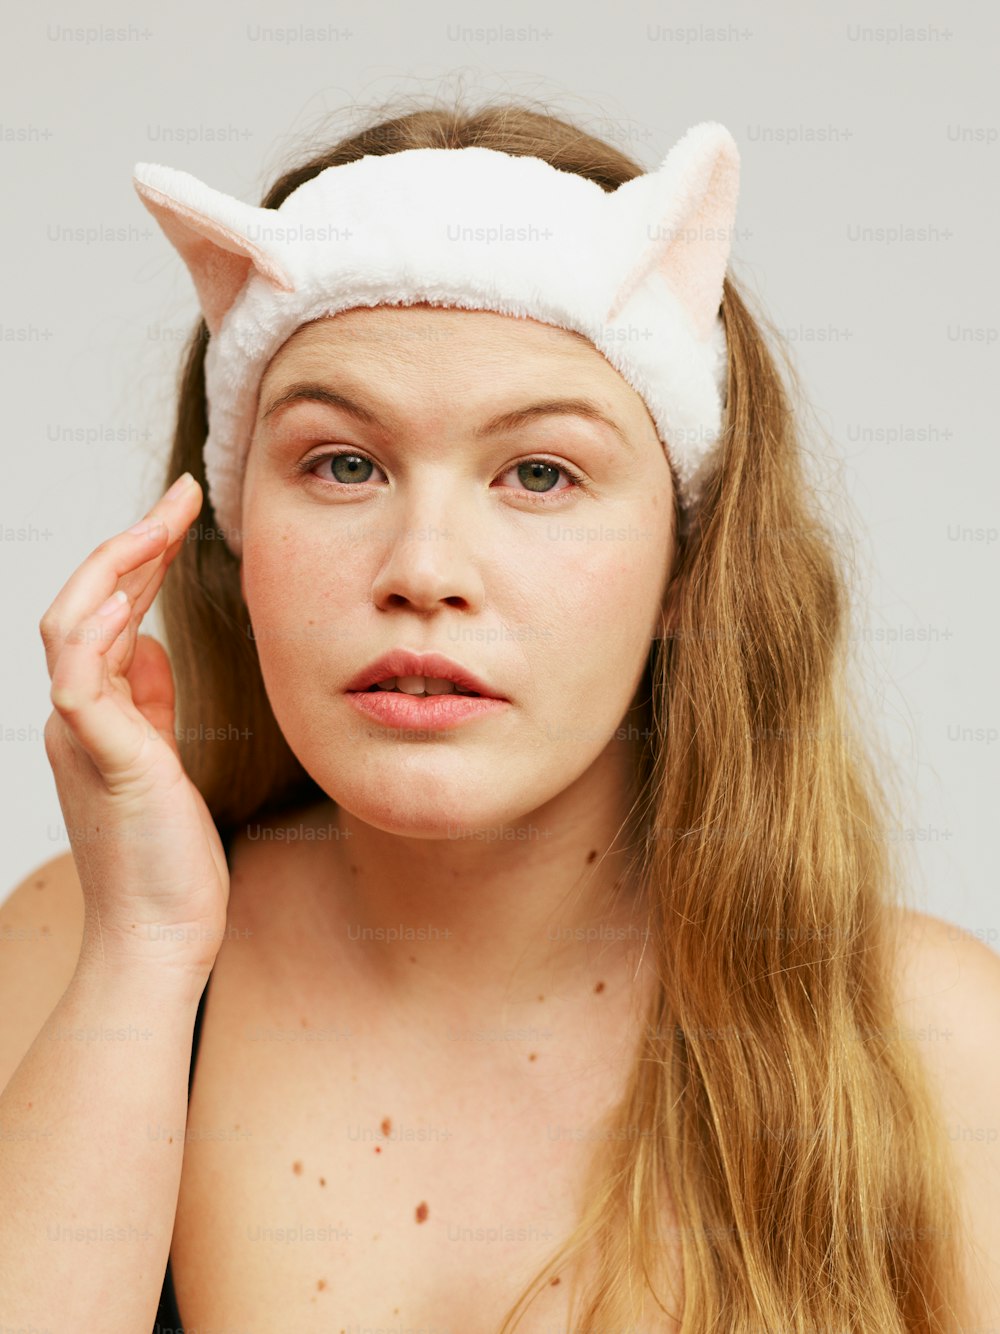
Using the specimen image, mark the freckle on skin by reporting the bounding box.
[595,980,605,993]
[319,1177,326,1186]
[528,1052,537,1061]
[317,1278,327,1291]
[375,1146,381,1153]
[415,1201,429,1222]
[293,1160,303,1174]
[550,1276,561,1285]
[586,849,597,863]
[381,1116,392,1136]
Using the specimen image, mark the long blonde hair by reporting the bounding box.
[157,92,969,1331]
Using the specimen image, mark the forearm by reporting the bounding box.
[0,954,207,1331]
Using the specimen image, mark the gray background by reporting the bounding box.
[1,1,996,947]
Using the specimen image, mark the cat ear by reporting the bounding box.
[606,122,740,342]
[132,163,295,335]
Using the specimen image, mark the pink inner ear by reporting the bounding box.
[180,235,255,333]
[135,182,294,335]
[607,142,738,341]
[658,176,731,342]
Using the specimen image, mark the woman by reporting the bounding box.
[3,96,997,1333]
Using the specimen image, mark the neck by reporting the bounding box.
[299,708,653,1029]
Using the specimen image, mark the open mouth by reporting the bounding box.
[362,677,482,698]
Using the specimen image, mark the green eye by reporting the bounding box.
[328,454,374,484]
[516,461,562,493]
[298,450,585,501]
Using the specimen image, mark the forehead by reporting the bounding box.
[262,303,619,384]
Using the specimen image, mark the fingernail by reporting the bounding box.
[164,471,196,501]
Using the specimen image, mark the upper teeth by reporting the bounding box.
[375,675,475,696]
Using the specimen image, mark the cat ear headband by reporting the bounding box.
[132,120,740,559]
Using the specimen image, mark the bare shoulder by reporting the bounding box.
[886,903,1000,1029]
[886,903,1000,1321]
[0,849,86,1091]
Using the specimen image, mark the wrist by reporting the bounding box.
[73,933,215,1013]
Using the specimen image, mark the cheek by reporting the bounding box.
[242,527,311,608]
[541,518,666,687]
[240,524,342,677]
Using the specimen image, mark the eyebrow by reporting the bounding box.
[259,382,636,454]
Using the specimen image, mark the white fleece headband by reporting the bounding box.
[132,120,740,558]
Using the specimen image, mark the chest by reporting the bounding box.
[168,934,676,1332]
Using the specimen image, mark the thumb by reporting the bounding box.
[125,633,181,760]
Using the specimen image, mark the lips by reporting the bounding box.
[345,648,507,700]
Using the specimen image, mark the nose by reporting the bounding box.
[367,486,487,616]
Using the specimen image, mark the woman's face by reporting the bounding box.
[239,304,676,837]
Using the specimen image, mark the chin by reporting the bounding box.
[298,743,548,842]
[330,782,510,841]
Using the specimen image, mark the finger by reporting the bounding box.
[38,476,202,679]
[99,522,194,682]
[126,633,181,760]
[114,523,191,639]
[48,588,157,779]
[59,522,171,682]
